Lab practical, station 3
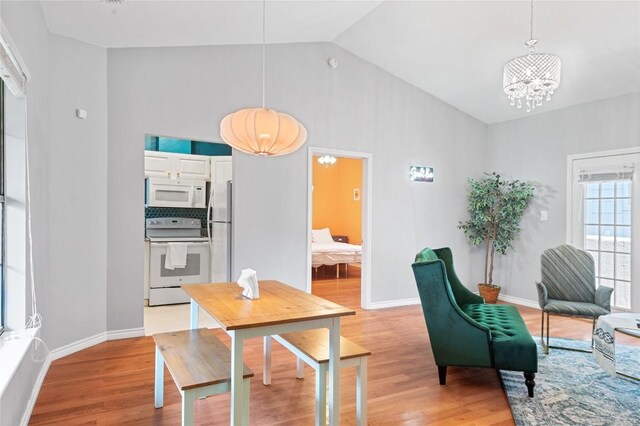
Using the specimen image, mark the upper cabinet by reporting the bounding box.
[144,150,211,180]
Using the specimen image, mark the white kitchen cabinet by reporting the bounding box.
[144,151,211,180]
[175,154,210,180]
[144,151,174,178]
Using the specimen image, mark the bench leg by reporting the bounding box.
[182,390,195,426]
[263,336,272,385]
[524,372,535,397]
[296,357,305,379]
[316,363,327,426]
[154,346,164,408]
[356,357,368,426]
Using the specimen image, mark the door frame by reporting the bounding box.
[566,146,640,311]
[306,147,373,309]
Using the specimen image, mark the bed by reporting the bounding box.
[312,228,361,278]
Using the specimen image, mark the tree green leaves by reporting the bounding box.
[458,172,535,284]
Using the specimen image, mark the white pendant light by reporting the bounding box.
[503,0,561,112]
[220,0,307,156]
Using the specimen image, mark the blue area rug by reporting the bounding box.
[500,337,640,426]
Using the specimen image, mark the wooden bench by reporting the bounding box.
[263,329,371,426]
[154,329,254,426]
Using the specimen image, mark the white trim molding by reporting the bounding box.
[306,147,373,309]
[497,293,539,309]
[19,326,145,425]
[20,356,51,426]
[367,298,421,310]
[107,327,145,341]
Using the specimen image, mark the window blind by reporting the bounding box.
[578,165,634,182]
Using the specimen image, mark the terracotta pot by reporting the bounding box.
[478,283,501,304]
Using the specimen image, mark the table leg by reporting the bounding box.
[230,330,247,426]
[356,357,368,426]
[328,317,340,425]
[316,363,327,426]
[190,299,199,330]
[263,336,272,385]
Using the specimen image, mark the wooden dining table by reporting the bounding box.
[182,280,355,426]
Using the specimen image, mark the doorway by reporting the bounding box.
[567,148,640,312]
[306,147,372,309]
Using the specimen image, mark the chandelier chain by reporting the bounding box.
[529,0,534,42]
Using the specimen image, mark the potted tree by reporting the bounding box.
[458,173,535,303]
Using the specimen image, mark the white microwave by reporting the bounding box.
[145,178,206,208]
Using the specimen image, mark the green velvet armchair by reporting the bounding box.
[412,247,537,397]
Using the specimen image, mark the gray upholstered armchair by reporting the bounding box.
[536,244,614,353]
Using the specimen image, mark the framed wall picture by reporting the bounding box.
[353,188,361,201]
[410,166,434,182]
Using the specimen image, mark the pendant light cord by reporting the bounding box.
[262,0,266,109]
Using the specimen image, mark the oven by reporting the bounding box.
[146,217,210,306]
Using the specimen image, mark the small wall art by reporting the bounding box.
[410,166,434,182]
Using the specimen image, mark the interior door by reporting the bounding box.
[569,151,639,311]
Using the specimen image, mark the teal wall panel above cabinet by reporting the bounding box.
[144,134,231,156]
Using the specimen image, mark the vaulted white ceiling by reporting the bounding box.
[39,0,640,124]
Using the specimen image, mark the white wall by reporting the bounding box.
[0,2,108,423]
[487,92,640,302]
[47,33,108,348]
[107,42,487,323]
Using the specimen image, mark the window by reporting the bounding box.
[569,151,639,312]
[582,180,632,309]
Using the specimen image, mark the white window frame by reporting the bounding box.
[566,147,640,311]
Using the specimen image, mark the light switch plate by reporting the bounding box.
[540,210,548,221]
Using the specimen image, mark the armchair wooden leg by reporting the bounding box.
[524,372,535,397]
[438,366,447,385]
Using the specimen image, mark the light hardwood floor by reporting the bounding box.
[30,272,638,425]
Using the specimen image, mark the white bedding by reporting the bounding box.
[312,241,362,268]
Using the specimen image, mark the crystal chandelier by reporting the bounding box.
[503,0,561,112]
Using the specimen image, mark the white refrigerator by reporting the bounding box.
[207,156,233,282]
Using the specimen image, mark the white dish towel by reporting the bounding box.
[165,243,189,270]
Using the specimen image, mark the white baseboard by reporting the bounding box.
[49,327,146,361]
[20,355,51,426]
[367,297,421,310]
[107,327,145,341]
[20,326,146,425]
[50,332,107,361]
[498,293,539,309]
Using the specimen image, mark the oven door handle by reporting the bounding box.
[150,242,210,247]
